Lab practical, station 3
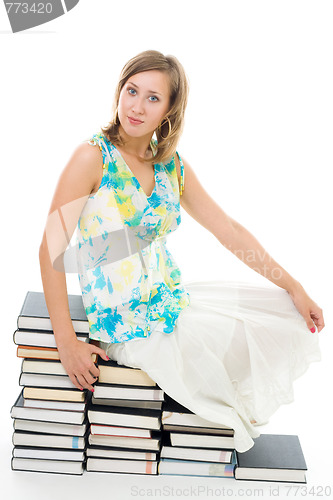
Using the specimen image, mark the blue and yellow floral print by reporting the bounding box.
[76,132,190,343]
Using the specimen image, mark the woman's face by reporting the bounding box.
[118,70,171,140]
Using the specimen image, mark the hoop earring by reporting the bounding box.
[158,117,172,140]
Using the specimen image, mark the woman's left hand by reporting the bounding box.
[288,282,325,333]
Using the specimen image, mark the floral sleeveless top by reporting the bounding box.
[76,132,190,343]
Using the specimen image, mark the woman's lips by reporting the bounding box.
[128,116,143,125]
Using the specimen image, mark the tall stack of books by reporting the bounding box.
[10,291,92,475]
[86,357,164,475]
[158,394,237,478]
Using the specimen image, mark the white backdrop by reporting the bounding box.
[1,1,332,498]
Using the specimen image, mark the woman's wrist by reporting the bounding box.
[54,328,79,351]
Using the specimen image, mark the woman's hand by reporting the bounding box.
[57,338,110,392]
[288,282,325,334]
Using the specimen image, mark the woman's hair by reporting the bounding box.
[101,50,189,164]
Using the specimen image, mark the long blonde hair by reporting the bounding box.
[101,50,189,164]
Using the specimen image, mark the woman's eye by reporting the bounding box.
[128,88,136,95]
[149,96,158,102]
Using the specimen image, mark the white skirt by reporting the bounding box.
[103,280,321,452]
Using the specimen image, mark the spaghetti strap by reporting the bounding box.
[176,151,185,196]
[85,134,111,169]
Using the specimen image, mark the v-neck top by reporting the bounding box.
[76,132,190,343]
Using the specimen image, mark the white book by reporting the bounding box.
[23,398,86,412]
[19,373,76,389]
[90,424,151,438]
[87,447,156,461]
[162,411,232,430]
[87,458,157,474]
[11,394,85,424]
[13,447,85,461]
[12,431,86,449]
[22,359,67,376]
[93,384,164,401]
[14,419,87,436]
[14,330,88,348]
[170,432,234,449]
[161,446,233,463]
[158,459,235,477]
[88,434,160,451]
[12,457,84,475]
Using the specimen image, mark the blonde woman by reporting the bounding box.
[39,50,324,451]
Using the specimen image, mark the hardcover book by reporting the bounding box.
[17,291,88,333]
[235,434,308,483]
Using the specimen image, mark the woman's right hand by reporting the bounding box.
[57,338,110,392]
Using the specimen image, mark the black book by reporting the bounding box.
[17,291,88,333]
[235,434,307,483]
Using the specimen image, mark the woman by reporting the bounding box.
[39,50,324,451]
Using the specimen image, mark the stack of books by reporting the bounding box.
[159,394,237,478]
[86,357,164,475]
[10,291,92,475]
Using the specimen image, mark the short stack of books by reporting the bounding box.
[10,291,92,475]
[159,394,237,478]
[86,357,164,475]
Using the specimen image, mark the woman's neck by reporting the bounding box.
[118,126,153,160]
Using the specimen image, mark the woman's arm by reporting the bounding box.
[39,142,109,391]
[175,156,325,333]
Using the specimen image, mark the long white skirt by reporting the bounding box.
[103,280,321,452]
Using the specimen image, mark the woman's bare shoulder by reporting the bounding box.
[62,140,104,194]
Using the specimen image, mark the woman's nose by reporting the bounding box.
[131,98,144,115]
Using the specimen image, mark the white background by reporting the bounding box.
[0,1,332,498]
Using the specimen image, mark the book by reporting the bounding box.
[162,395,233,435]
[86,457,158,474]
[13,446,85,461]
[235,434,307,483]
[19,373,77,389]
[158,457,236,477]
[12,431,86,449]
[11,392,85,424]
[169,432,234,449]
[17,291,88,333]
[91,396,162,410]
[90,424,153,438]
[21,356,97,374]
[13,418,88,436]
[97,358,156,387]
[88,404,161,430]
[86,445,157,461]
[160,446,233,463]
[93,382,164,401]
[23,387,86,402]
[22,397,87,412]
[88,434,161,451]
[11,457,84,475]
[21,359,68,376]
[17,346,61,360]
[13,329,88,348]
